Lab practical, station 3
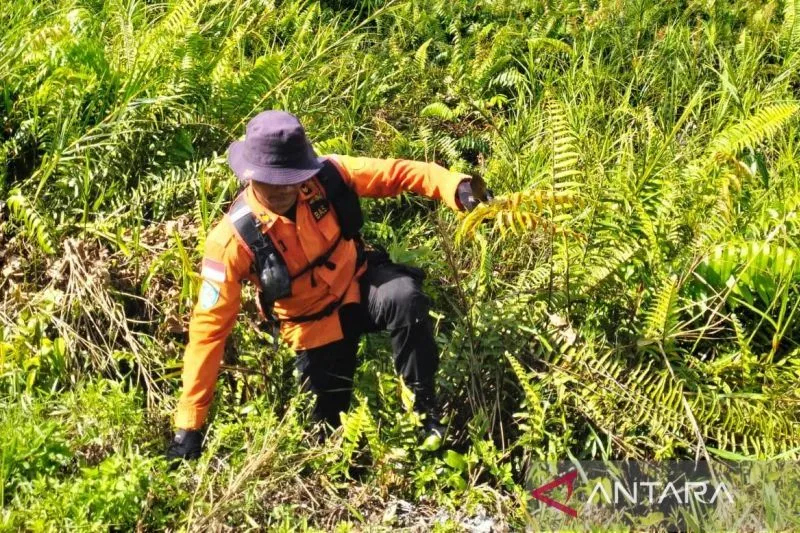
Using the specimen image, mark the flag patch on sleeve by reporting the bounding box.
[201,258,226,283]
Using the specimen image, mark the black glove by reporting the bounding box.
[457,178,494,211]
[166,429,204,461]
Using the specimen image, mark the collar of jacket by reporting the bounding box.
[243,179,319,229]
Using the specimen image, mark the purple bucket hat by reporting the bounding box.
[228,110,323,185]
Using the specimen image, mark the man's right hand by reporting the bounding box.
[456,178,494,211]
[166,429,204,461]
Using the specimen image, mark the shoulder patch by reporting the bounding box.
[198,280,221,309]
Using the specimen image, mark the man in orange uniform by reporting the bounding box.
[167,111,489,459]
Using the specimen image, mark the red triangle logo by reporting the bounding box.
[531,469,578,517]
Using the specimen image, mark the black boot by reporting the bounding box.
[413,386,447,449]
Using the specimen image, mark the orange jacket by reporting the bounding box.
[174,155,469,429]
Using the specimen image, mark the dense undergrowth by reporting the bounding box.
[2,0,800,530]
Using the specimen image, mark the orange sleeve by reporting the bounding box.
[174,220,251,430]
[327,155,469,211]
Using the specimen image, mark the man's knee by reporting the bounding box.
[380,275,430,329]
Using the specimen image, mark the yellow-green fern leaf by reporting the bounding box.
[695,240,799,306]
[528,37,573,56]
[782,0,800,52]
[414,38,433,70]
[730,313,752,361]
[456,190,579,243]
[340,399,370,466]
[546,95,583,186]
[642,276,679,345]
[505,352,545,437]
[420,102,461,121]
[5,189,56,255]
[707,103,799,160]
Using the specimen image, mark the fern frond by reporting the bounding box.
[782,0,800,53]
[414,38,432,70]
[339,398,371,468]
[687,172,736,255]
[542,338,800,458]
[456,190,579,244]
[5,189,56,254]
[490,68,526,89]
[577,240,640,293]
[633,201,659,253]
[520,264,552,291]
[219,54,281,120]
[707,103,799,159]
[546,95,583,186]
[435,134,461,163]
[420,102,461,121]
[505,353,542,410]
[314,136,351,155]
[730,313,752,360]
[474,232,493,298]
[527,37,572,55]
[641,276,679,346]
[694,240,800,306]
[505,352,545,447]
[156,0,204,36]
[457,133,490,154]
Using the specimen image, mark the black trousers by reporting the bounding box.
[294,258,439,429]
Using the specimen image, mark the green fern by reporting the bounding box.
[527,37,572,56]
[420,102,463,121]
[314,135,351,155]
[505,352,546,448]
[414,38,433,70]
[5,189,56,254]
[782,0,800,53]
[520,264,553,292]
[633,201,659,254]
[435,134,461,164]
[641,276,680,347]
[490,68,526,89]
[456,190,579,243]
[694,240,800,306]
[339,398,371,468]
[730,313,753,361]
[457,133,490,154]
[576,239,640,294]
[219,54,282,122]
[545,95,582,186]
[706,103,799,160]
[688,174,736,255]
[540,337,800,458]
[505,353,543,412]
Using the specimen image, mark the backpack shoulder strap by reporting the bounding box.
[315,159,343,190]
[315,158,363,240]
[227,193,277,273]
